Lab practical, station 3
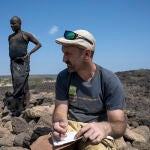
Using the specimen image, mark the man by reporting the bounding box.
[30,29,126,150]
[8,16,41,115]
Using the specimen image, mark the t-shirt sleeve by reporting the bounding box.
[103,71,125,110]
[55,70,69,100]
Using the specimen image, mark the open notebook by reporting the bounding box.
[52,131,81,146]
[52,131,114,147]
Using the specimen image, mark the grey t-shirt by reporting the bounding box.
[55,64,125,123]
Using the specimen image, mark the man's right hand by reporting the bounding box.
[53,121,68,141]
[24,52,31,62]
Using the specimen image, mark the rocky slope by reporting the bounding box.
[116,69,150,128]
[0,69,149,150]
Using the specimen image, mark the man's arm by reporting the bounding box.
[30,100,68,150]
[52,100,69,141]
[106,109,126,138]
[53,100,68,123]
[24,32,42,56]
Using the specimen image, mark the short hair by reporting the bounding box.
[79,47,95,59]
[10,16,22,24]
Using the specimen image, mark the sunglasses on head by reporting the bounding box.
[64,30,93,45]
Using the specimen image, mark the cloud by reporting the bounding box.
[49,26,58,35]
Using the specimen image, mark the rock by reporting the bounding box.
[25,105,54,118]
[13,132,30,147]
[132,141,150,150]
[0,146,29,150]
[0,133,15,147]
[129,121,139,128]
[11,117,29,134]
[125,142,138,150]
[139,117,150,127]
[0,127,11,137]
[132,126,150,143]
[1,114,12,122]
[3,121,13,132]
[124,128,147,143]
[115,137,127,150]
[37,114,53,128]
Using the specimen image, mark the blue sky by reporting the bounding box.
[0,0,150,75]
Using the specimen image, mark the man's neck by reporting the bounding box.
[14,29,21,34]
[77,63,96,82]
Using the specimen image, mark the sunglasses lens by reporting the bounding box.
[64,31,76,40]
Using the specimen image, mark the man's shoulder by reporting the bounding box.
[22,31,33,38]
[8,33,15,40]
[56,69,71,85]
[96,64,118,80]
[22,31,31,35]
[96,64,114,75]
[58,68,70,77]
[21,31,34,42]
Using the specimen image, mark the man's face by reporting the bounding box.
[62,45,84,72]
[10,18,21,32]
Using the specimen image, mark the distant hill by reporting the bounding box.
[116,69,150,107]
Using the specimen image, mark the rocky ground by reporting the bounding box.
[116,69,150,128]
[0,69,150,150]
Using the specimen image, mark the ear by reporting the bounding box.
[83,49,91,60]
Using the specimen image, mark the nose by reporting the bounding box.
[63,55,67,62]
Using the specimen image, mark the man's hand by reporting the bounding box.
[53,121,68,141]
[75,122,108,145]
[24,52,31,61]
